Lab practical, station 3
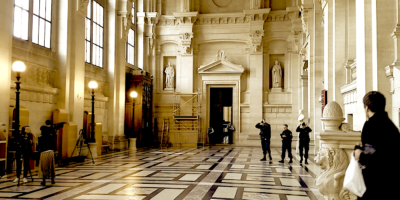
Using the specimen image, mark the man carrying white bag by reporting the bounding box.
[347,91,400,200]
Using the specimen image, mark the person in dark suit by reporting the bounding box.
[256,120,272,161]
[13,126,33,184]
[296,122,312,164]
[353,91,400,199]
[279,124,293,163]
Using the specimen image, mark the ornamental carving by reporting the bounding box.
[315,146,349,200]
[179,32,194,55]
[212,0,232,7]
[249,30,264,53]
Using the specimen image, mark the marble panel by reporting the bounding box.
[242,192,280,200]
[116,188,157,195]
[151,189,184,200]
[131,171,156,177]
[74,195,145,199]
[280,178,301,187]
[179,174,202,181]
[212,187,237,199]
[224,173,242,180]
[89,184,126,194]
[287,196,311,200]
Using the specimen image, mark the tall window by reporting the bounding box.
[13,0,52,48]
[131,2,135,24]
[85,0,104,68]
[32,0,52,48]
[126,29,135,65]
[14,0,30,40]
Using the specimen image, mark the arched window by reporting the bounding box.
[85,0,104,68]
[126,2,136,68]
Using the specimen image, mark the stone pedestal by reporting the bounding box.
[270,88,282,93]
[87,142,98,159]
[315,101,361,200]
[129,138,137,150]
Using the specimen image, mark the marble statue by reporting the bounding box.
[272,60,282,88]
[164,63,174,88]
[315,146,350,200]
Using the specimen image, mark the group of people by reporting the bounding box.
[256,120,312,164]
[12,120,57,186]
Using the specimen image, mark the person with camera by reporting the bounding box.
[37,120,57,186]
[256,119,272,161]
[296,122,312,164]
[13,126,33,184]
[279,124,293,164]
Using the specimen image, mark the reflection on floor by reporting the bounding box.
[0,147,325,200]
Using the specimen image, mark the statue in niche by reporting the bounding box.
[164,63,175,89]
[272,60,283,88]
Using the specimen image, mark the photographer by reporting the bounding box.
[296,122,312,164]
[37,120,57,186]
[256,120,272,161]
[13,126,33,184]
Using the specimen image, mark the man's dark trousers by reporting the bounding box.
[299,139,309,160]
[281,141,292,159]
[261,139,271,158]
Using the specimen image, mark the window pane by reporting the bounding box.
[21,10,29,40]
[13,7,21,38]
[39,18,45,46]
[32,16,39,43]
[22,0,29,10]
[45,21,51,48]
[93,1,97,22]
[85,18,90,40]
[40,0,46,18]
[46,0,52,21]
[99,48,103,67]
[33,0,39,15]
[15,0,22,7]
[99,27,103,47]
[99,5,103,26]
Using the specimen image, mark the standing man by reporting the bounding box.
[256,120,272,161]
[296,122,312,164]
[353,91,400,199]
[279,124,293,163]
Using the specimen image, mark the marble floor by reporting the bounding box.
[0,147,325,200]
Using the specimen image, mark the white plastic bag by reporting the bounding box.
[343,154,366,197]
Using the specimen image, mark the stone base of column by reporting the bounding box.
[129,138,137,150]
[270,88,283,93]
[87,142,98,159]
[113,140,127,150]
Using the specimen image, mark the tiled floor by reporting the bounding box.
[0,147,325,199]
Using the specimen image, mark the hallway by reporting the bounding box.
[0,147,324,200]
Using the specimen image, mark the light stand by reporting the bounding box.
[88,81,98,143]
[12,61,26,139]
[129,91,137,150]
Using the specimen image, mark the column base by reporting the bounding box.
[113,140,127,150]
[270,88,283,93]
[87,142,98,159]
[129,138,137,150]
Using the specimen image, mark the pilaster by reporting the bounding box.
[0,0,13,131]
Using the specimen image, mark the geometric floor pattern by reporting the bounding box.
[0,147,325,199]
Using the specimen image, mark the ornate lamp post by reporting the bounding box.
[12,61,26,138]
[129,91,137,150]
[88,81,98,142]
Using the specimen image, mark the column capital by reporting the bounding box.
[248,30,264,54]
[77,0,89,18]
[179,32,194,55]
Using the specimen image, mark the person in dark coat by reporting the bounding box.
[37,121,57,186]
[296,122,312,164]
[279,124,293,163]
[13,126,33,184]
[353,91,400,200]
[256,120,272,161]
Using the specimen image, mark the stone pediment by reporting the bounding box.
[197,50,244,74]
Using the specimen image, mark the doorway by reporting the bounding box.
[209,87,233,144]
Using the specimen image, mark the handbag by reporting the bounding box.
[343,154,366,197]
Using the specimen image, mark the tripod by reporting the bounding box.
[71,129,95,164]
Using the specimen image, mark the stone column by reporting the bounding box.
[312,0,325,153]
[249,29,264,131]
[333,0,346,107]
[386,0,400,127]
[137,12,145,70]
[323,0,334,102]
[0,0,13,130]
[354,0,376,130]
[56,0,86,130]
